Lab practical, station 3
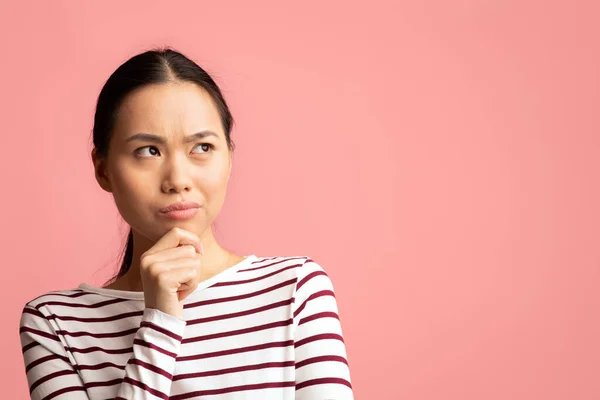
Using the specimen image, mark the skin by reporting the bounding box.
[92,80,245,292]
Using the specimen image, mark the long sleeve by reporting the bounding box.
[19,305,186,399]
[292,258,354,399]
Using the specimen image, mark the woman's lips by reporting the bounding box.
[160,200,201,212]
[159,200,201,220]
[161,208,199,220]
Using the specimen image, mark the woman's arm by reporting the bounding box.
[19,305,186,399]
[293,258,354,399]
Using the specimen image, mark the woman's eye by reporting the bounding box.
[193,143,214,154]
[135,146,160,157]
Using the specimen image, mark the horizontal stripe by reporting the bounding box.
[298,311,340,326]
[295,355,349,369]
[22,341,40,354]
[170,381,296,399]
[185,277,297,308]
[186,298,293,325]
[237,257,306,273]
[173,361,295,381]
[56,327,138,339]
[46,310,143,323]
[140,321,183,341]
[27,290,89,305]
[19,326,60,342]
[133,338,177,359]
[35,297,128,310]
[86,378,123,389]
[68,345,133,355]
[296,377,352,390]
[297,270,328,291]
[30,370,79,393]
[74,361,125,372]
[40,386,87,400]
[177,340,295,361]
[25,353,70,373]
[182,318,293,344]
[123,376,169,399]
[295,333,345,348]
[293,290,335,318]
[22,307,45,319]
[128,358,173,379]
[213,264,301,286]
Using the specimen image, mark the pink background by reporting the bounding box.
[2,1,599,398]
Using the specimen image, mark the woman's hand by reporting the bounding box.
[139,227,203,319]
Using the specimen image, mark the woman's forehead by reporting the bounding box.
[115,82,223,136]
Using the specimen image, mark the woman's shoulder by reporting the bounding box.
[249,255,332,289]
[19,286,95,331]
[249,255,327,273]
[21,286,98,313]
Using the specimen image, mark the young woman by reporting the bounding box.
[19,48,353,399]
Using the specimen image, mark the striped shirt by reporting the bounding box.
[19,255,353,399]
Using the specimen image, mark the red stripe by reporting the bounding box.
[74,361,125,371]
[39,386,86,400]
[128,357,173,379]
[56,327,138,339]
[183,318,293,344]
[170,381,296,399]
[19,327,60,342]
[297,270,328,291]
[296,377,352,390]
[140,321,183,341]
[214,264,301,287]
[173,361,295,381]
[29,370,79,393]
[295,355,349,369]
[295,333,344,348]
[186,298,293,325]
[22,307,45,318]
[177,340,294,361]
[22,341,40,354]
[86,377,123,388]
[134,338,177,358]
[298,311,339,325]
[35,297,128,309]
[123,376,169,399]
[46,310,143,323]
[68,345,133,355]
[27,290,89,305]
[293,290,335,318]
[237,257,305,272]
[236,257,283,272]
[25,354,70,373]
[185,278,297,308]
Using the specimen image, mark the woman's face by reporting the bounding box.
[93,81,232,242]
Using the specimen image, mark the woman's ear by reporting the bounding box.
[91,148,113,193]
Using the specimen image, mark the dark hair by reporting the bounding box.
[92,47,235,283]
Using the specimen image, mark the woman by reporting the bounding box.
[19,48,353,399]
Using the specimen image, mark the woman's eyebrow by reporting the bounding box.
[125,130,219,144]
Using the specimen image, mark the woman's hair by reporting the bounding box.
[92,47,235,284]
